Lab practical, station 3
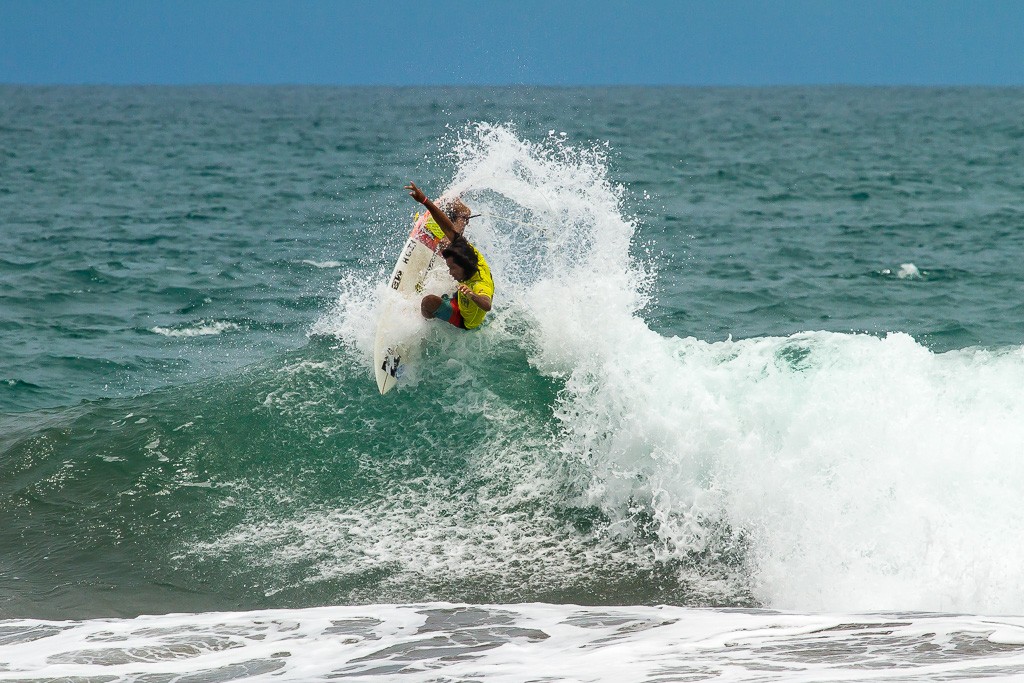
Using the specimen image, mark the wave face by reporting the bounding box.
[3,88,1024,622]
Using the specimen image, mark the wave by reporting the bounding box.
[13,322,1022,617]
[308,123,1024,614]
[4,124,1024,619]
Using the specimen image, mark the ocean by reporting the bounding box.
[1,85,1024,681]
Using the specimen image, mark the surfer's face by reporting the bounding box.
[444,256,467,282]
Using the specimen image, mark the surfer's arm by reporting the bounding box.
[457,283,492,312]
[405,182,460,241]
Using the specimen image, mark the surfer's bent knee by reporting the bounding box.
[421,294,442,319]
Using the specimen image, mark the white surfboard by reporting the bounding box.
[373,213,442,394]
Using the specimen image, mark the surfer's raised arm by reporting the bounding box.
[405,182,462,242]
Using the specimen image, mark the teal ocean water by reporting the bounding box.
[3,86,1024,681]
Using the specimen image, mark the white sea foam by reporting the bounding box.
[555,326,1024,613]
[881,262,924,279]
[897,262,923,278]
[308,124,1024,615]
[3,603,1024,682]
[301,259,343,268]
[151,321,241,337]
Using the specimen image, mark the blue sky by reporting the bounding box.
[2,0,1022,86]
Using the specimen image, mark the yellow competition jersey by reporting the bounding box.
[458,245,493,330]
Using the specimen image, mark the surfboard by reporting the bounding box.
[373,212,442,394]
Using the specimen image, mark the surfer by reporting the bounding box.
[405,182,493,330]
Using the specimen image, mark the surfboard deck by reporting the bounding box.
[373,213,441,394]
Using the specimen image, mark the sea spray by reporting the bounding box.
[316,123,1024,613]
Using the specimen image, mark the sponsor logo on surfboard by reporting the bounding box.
[381,348,401,378]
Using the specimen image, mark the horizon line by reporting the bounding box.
[3,81,1023,89]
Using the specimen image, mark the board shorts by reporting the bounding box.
[433,294,467,329]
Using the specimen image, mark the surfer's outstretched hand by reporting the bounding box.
[405,182,426,204]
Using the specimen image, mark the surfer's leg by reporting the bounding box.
[421,294,443,319]
[422,294,464,328]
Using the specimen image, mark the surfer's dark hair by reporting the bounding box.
[442,236,479,280]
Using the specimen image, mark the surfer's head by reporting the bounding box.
[442,237,479,282]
